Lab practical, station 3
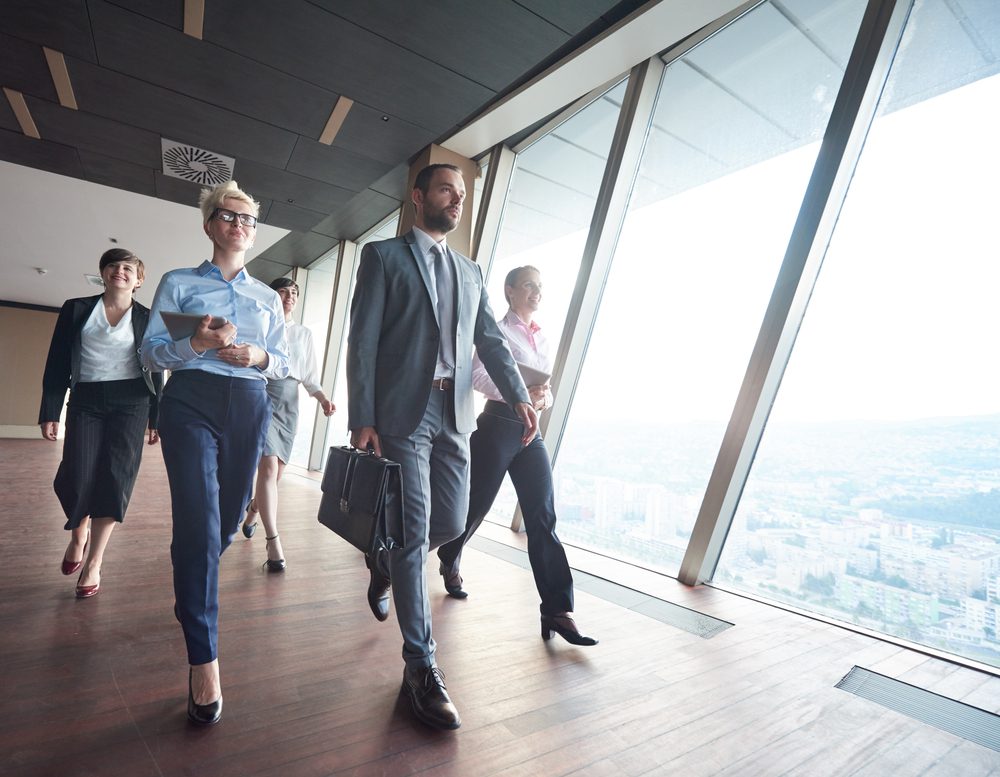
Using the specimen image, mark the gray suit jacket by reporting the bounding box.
[347,230,529,437]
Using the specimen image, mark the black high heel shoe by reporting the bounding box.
[242,498,258,539]
[187,668,222,726]
[540,613,598,646]
[263,535,285,572]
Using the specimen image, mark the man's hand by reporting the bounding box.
[351,426,382,457]
[513,402,538,445]
[191,316,236,355]
[40,421,58,441]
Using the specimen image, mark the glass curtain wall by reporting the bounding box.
[288,247,339,468]
[478,79,628,526]
[550,0,868,576]
[716,0,1000,668]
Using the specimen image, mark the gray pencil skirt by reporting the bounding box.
[263,377,299,463]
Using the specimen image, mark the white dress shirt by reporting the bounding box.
[472,309,553,409]
[78,301,141,382]
[284,320,322,395]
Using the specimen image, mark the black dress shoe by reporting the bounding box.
[187,669,222,726]
[242,499,258,539]
[366,553,391,622]
[439,564,468,599]
[401,665,461,730]
[263,535,285,572]
[540,613,598,646]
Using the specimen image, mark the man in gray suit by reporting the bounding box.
[347,163,537,730]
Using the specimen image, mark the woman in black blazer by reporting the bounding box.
[39,248,162,598]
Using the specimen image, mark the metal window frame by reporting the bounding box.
[678,0,914,585]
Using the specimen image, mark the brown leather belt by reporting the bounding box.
[430,378,454,391]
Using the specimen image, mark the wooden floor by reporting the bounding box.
[2,438,999,777]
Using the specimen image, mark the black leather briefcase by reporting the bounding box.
[318,446,404,555]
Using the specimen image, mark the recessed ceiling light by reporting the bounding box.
[109,237,118,243]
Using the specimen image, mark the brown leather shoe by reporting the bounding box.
[366,553,391,622]
[439,564,468,599]
[401,665,461,730]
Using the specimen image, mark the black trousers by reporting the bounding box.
[438,401,574,615]
[54,378,149,529]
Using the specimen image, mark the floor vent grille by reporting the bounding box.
[836,666,1000,751]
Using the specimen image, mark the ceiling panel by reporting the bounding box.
[258,230,339,266]
[153,171,206,210]
[232,157,355,215]
[310,188,401,241]
[27,95,162,168]
[104,0,184,29]
[0,95,20,133]
[78,149,156,197]
[367,163,410,201]
[0,32,60,102]
[89,0,339,139]
[332,101,438,165]
[205,0,494,130]
[264,200,329,233]
[66,59,299,169]
[0,128,83,178]
[285,138,393,192]
[0,0,97,63]
[321,0,570,91]
[517,0,626,35]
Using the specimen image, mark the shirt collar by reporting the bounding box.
[504,308,541,333]
[412,227,447,258]
[197,259,249,282]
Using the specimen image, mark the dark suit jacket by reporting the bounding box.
[347,230,529,437]
[38,294,162,426]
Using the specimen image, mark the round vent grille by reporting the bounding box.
[161,139,234,186]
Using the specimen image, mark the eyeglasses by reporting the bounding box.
[211,208,258,228]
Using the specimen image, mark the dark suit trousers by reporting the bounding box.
[54,378,149,529]
[158,370,270,665]
[438,402,574,616]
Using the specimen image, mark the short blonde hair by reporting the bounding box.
[198,180,260,224]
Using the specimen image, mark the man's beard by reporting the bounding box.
[424,207,458,234]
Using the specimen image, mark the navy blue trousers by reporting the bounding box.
[438,401,574,615]
[158,370,270,665]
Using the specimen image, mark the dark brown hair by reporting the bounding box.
[99,247,144,282]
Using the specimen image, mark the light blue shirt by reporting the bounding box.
[142,260,289,381]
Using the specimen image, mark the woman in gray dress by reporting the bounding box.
[242,277,334,570]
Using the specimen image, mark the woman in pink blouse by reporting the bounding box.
[437,266,596,646]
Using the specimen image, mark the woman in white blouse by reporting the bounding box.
[437,266,596,646]
[39,248,161,599]
[242,277,334,570]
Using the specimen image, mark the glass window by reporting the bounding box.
[717,0,1000,668]
[479,79,628,527]
[288,248,338,468]
[552,0,868,575]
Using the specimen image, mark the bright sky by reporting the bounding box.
[489,72,1000,425]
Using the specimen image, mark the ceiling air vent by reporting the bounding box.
[161,139,234,186]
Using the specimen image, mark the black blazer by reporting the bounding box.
[38,295,163,426]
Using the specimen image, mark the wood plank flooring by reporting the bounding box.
[1,438,998,776]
